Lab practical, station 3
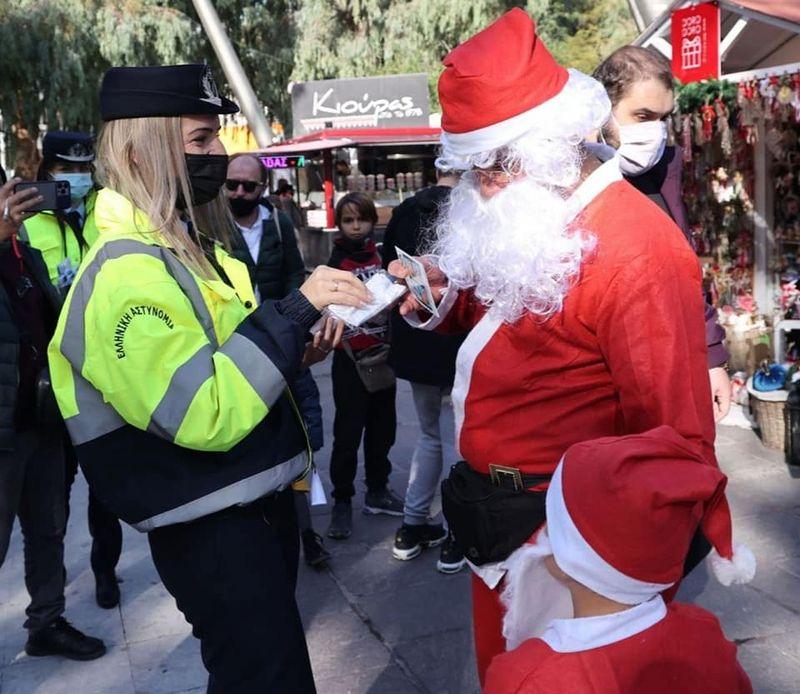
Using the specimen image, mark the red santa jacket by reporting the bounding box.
[484,600,752,694]
[413,159,716,475]
[327,235,387,352]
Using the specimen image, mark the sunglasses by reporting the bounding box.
[225,179,261,193]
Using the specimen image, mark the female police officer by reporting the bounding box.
[47,64,368,693]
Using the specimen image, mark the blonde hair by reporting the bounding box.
[95,116,234,278]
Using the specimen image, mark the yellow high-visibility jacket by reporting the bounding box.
[20,189,99,290]
[48,188,311,531]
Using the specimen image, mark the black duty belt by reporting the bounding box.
[486,463,551,492]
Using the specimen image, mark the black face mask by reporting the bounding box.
[179,153,228,208]
[228,196,261,218]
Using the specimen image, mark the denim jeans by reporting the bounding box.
[403,382,454,526]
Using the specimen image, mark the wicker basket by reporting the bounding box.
[747,378,787,450]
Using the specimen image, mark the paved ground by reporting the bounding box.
[1,361,800,693]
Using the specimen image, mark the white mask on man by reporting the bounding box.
[53,172,93,205]
[616,120,668,176]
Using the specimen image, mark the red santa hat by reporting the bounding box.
[437,8,609,161]
[547,426,756,604]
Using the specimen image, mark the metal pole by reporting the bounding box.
[191,0,272,148]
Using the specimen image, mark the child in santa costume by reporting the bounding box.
[390,9,718,683]
[484,426,755,693]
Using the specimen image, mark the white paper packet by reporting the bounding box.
[311,271,407,331]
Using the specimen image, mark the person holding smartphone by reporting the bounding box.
[0,177,106,661]
[20,131,99,294]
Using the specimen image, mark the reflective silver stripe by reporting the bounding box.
[160,250,217,349]
[146,344,215,440]
[65,373,126,445]
[60,239,217,444]
[131,452,309,532]
[217,333,286,409]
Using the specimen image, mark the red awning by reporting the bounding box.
[256,126,441,155]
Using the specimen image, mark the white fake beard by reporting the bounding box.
[432,175,593,324]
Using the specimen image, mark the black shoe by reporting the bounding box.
[392,523,447,561]
[95,572,120,609]
[302,529,331,568]
[363,488,404,516]
[327,501,353,540]
[25,618,106,661]
[437,533,467,574]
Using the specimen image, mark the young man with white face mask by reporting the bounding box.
[594,46,731,424]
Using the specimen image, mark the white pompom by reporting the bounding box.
[709,543,756,586]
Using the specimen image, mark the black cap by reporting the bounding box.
[42,131,95,163]
[100,64,239,121]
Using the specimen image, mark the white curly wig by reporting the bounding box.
[430,70,612,323]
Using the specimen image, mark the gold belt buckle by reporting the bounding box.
[489,464,523,491]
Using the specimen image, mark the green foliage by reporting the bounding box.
[291,0,636,117]
[676,78,739,112]
[0,0,637,159]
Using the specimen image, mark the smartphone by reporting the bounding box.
[13,180,71,212]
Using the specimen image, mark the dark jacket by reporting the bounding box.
[229,201,306,301]
[327,236,387,352]
[0,241,62,450]
[626,146,728,369]
[291,369,323,452]
[382,186,465,387]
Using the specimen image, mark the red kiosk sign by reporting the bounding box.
[671,2,720,83]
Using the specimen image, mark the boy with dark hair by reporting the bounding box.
[326,193,403,540]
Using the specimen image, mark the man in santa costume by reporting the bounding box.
[390,8,719,682]
[484,426,754,693]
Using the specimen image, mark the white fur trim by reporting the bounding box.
[440,69,610,158]
[541,596,667,653]
[547,463,674,604]
[501,529,573,650]
[450,309,503,458]
[709,543,756,586]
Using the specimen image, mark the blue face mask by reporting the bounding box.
[53,172,93,204]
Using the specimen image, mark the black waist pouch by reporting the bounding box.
[441,461,549,566]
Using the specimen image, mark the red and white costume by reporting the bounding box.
[485,600,753,694]
[484,428,755,693]
[415,9,724,683]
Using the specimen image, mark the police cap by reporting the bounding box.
[42,131,95,163]
[100,64,239,121]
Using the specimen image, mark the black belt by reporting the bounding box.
[486,463,551,492]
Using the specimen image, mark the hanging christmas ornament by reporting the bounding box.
[792,73,800,123]
[682,114,693,161]
[715,98,732,156]
[693,112,705,144]
[701,103,716,141]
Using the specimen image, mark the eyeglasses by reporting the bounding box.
[471,167,514,188]
[225,179,261,193]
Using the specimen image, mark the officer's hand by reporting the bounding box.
[300,266,370,311]
[0,179,42,242]
[301,317,344,369]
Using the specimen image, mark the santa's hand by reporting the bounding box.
[709,367,731,422]
[387,256,448,316]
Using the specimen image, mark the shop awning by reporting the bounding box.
[256,126,441,156]
[634,0,800,76]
